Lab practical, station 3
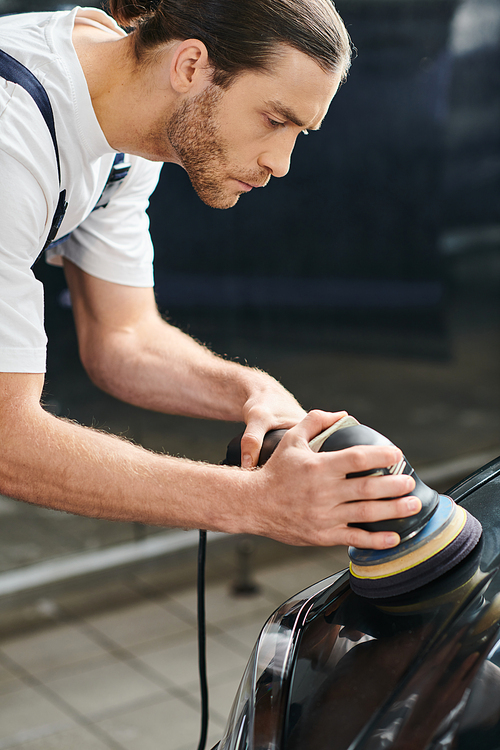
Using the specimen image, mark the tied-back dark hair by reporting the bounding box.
[108,0,351,86]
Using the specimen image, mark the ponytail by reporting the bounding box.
[108,0,156,28]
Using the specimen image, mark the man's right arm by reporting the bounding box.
[0,375,419,548]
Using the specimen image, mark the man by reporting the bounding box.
[0,0,420,549]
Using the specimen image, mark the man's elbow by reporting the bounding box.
[78,334,132,400]
[80,342,115,393]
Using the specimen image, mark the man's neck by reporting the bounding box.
[72,21,179,161]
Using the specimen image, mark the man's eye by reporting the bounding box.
[267,117,285,128]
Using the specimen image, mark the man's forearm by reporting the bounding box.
[88,315,310,469]
[64,259,303,426]
[82,311,285,422]
[1,388,252,531]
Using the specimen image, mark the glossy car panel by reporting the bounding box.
[218,456,500,749]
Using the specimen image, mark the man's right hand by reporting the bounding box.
[239,410,420,549]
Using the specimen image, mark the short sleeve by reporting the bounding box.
[0,258,47,373]
[46,157,163,287]
[0,86,56,373]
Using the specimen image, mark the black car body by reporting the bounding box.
[215,456,500,750]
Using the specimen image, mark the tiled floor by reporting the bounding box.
[0,548,349,750]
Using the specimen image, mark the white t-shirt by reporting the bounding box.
[0,7,163,372]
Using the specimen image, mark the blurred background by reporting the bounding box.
[0,0,498,628]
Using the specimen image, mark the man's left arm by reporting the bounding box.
[64,258,306,467]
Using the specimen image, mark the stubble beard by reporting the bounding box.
[166,86,237,209]
[166,85,269,209]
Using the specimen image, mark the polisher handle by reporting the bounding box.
[223,429,287,467]
[222,417,357,466]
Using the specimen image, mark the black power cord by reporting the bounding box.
[197,529,209,750]
[195,435,265,750]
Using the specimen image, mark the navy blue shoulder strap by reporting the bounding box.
[47,152,131,250]
[0,48,130,253]
[92,152,131,211]
[0,48,67,250]
[0,48,61,181]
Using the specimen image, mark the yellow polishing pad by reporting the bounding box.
[350,504,467,581]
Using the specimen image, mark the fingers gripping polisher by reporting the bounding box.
[224,416,482,599]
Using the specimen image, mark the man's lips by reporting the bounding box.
[234,178,266,191]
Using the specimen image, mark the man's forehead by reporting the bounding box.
[220,47,341,130]
[253,48,341,128]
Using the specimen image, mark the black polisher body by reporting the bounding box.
[318,424,440,541]
[314,424,482,598]
[223,422,483,598]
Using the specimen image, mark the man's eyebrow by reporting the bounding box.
[265,100,322,130]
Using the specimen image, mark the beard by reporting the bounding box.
[166,85,269,209]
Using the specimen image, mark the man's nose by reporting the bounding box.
[258,138,295,178]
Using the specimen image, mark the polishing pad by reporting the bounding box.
[349,495,483,599]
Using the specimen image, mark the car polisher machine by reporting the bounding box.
[194,416,483,750]
[223,415,483,599]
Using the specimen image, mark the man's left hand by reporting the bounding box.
[240,374,308,468]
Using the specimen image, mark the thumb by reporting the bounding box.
[289,409,349,446]
[240,427,267,469]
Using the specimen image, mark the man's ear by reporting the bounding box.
[170,38,212,94]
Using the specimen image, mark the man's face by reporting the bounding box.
[166,47,342,209]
